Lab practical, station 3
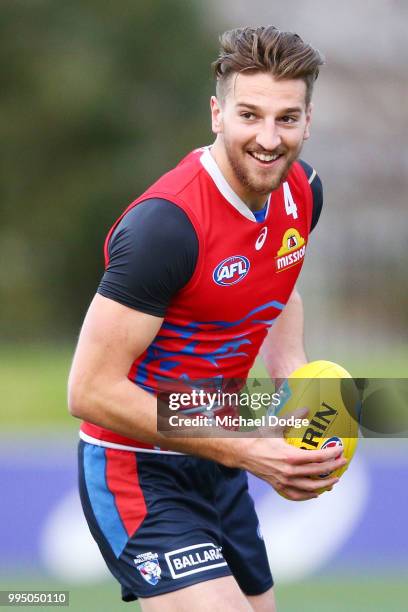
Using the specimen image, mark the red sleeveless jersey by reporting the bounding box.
[81,147,313,449]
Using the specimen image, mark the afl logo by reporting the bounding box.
[321,436,343,451]
[319,437,343,478]
[213,255,250,286]
[255,227,268,251]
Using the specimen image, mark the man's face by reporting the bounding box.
[210,72,313,207]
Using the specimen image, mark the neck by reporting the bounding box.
[210,139,269,211]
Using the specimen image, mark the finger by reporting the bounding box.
[288,445,344,465]
[288,475,340,492]
[279,486,319,501]
[288,406,309,419]
[282,407,310,437]
[294,456,348,477]
[264,406,310,438]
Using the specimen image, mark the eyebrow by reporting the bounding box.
[235,102,303,114]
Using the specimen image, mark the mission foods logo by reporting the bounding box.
[213,255,250,286]
[165,543,227,579]
[275,229,306,272]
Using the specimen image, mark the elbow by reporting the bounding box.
[67,384,85,419]
[67,377,96,420]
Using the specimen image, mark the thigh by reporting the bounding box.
[140,575,252,612]
[215,466,274,597]
[78,442,234,602]
[247,587,277,612]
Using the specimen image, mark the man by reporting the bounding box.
[68,26,347,611]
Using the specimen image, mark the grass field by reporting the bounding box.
[1,574,407,611]
[0,344,75,430]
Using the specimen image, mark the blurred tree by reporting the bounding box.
[0,0,215,340]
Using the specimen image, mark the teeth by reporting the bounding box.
[251,152,280,162]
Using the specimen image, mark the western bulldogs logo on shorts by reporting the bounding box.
[165,543,228,579]
[134,552,162,586]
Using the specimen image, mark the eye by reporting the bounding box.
[280,115,298,124]
[240,111,256,120]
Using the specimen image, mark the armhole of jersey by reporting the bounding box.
[104,218,119,266]
[130,191,206,296]
[103,205,134,267]
[296,160,318,234]
[103,194,205,296]
[293,161,313,236]
[306,178,313,237]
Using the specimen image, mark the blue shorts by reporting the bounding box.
[78,441,273,601]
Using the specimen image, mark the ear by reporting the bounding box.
[210,96,223,134]
[303,102,313,141]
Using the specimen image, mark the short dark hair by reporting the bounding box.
[212,26,324,106]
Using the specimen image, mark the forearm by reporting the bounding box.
[260,286,307,381]
[69,376,345,501]
[69,375,244,468]
[67,294,247,468]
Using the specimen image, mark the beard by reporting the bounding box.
[223,136,303,195]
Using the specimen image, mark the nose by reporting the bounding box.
[255,121,282,151]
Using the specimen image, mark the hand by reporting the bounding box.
[240,409,348,501]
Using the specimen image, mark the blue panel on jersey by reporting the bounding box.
[253,204,268,223]
[201,338,251,366]
[83,444,128,558]
[158,360,180,371]
[207,299,285,328]
[134,300,285,383]
[160,321,199,339]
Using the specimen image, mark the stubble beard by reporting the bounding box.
[224,137,303,196]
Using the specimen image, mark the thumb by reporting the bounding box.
[265,406,310,438]
[290,406,309,420]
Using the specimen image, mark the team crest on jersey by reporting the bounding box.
[213,255,250,286]
[134,552,162,585]
[275,229,306,272]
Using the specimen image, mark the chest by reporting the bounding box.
[177,178,310,323]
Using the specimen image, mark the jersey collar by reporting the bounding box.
[200,147,270,223]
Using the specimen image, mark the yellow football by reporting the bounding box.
[272,360,360,491]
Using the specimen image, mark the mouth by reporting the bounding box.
[248,151,284,166]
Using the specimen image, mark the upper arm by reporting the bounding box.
[68,198,199,412]
[298,159,323,232]
[68,294,163,409]
[98,198,199,316]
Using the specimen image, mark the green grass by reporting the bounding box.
[275,574,408,612]
[0,344,75,430]
[252,348,408,379]
[0,344,407,430]
[0,574,407,611]
[326,350,408,378]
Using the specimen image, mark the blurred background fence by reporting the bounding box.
[1,1,407,610]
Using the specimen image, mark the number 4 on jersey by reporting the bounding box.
[283,182,298,219]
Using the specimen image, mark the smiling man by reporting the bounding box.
[69,26,345,611]
[211,73,312,206]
